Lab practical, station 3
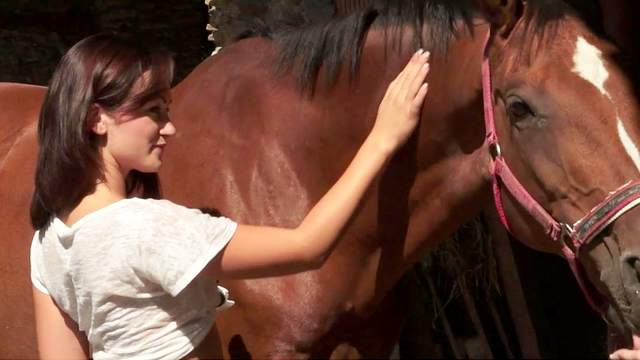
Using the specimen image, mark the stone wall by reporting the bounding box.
[0,0,211,85]
[207,0,335,46]
[0,0,368,84]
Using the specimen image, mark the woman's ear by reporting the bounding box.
[89,105,108,135]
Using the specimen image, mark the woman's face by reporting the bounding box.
[98,89,176,176]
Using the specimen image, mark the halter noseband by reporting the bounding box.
[481,30,640,313]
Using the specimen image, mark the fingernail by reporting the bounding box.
[416,49,424,55]
[423,51,430,59]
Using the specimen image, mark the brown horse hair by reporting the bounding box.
[30,33,174,230]
[232,0,581,94]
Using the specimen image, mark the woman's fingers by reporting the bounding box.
[385,48,431,116]
[396,50,430,103]
[370,48,431,151]
[409,56,430,99]
[390,50,420,90]
[412,82,429,110]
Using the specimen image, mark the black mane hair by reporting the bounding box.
[233,0,578,93]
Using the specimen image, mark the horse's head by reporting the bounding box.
[478,0,640,343]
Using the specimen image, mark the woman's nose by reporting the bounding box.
[160,120,177,136]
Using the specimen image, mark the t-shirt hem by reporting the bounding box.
[169,221,237,297]
[91,318,216,360]
[176,317,216,360]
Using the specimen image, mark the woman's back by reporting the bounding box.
[31,198,236,358]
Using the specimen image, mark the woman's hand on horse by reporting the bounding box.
[371,49,430,153]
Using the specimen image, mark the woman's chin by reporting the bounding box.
[135,161,162,174]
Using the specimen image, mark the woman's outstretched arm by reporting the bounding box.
[207,50,431,279]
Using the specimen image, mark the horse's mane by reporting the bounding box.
[234,0,576,92]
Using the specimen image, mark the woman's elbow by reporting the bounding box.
[292,229,331,270]
[302,249,330,270]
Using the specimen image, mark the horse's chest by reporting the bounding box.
[242,273,347,332]
[237,263,396,340]
[228,272,407,358]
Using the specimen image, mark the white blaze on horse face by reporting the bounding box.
[572,36,610,98]
[573,36,640,172]
[617,117,640,172]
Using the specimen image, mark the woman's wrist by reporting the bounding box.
[363,130,400,159]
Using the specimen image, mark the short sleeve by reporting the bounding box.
[30,232,49,295]
[135,201,237,297]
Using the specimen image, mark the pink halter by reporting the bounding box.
[481,30,640,313]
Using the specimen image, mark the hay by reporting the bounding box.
[422,214,501,304]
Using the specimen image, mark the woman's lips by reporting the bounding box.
[152,144,166,157]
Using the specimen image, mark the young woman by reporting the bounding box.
[29,33,431,359]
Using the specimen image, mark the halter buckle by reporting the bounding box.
[560,222,576,252]
[489,142,502,159]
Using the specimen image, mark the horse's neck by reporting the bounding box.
[356,24,492,297]
[169,29,492,307]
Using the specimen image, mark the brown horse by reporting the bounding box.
[1,0,640,358]
[167,0,640,357]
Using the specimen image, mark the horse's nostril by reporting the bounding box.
[625,257,640,284]
[634,259,640,275]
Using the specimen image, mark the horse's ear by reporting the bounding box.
[475,0,525,38]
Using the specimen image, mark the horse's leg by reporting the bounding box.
[333,279,414,359]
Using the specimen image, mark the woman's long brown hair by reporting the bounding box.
[30,33,174,230]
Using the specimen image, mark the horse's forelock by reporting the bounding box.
[507,1,599,69]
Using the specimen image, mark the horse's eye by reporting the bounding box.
[508,100,534,121]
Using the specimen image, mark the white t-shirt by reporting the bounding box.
[30,198,238,359]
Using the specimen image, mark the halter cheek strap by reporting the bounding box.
[481,30,640,314]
